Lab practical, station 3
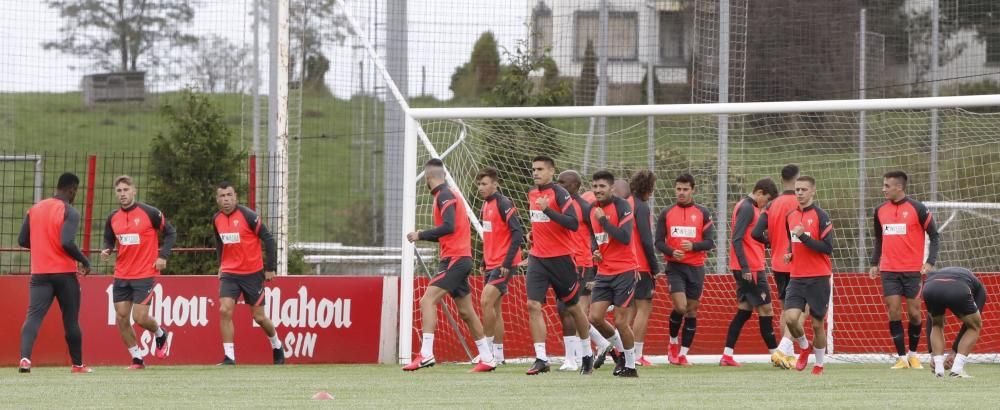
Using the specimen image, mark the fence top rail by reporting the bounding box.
[408,95,1000,120]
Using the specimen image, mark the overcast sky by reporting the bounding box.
[0,0,533,100]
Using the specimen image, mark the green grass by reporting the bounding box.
[4,363,999,408]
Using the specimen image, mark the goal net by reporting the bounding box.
[399,95,1000,365]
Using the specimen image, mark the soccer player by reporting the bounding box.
[17,172,92,374]
[618,171,660,367]
[525,155,594,375]
[587,170,639,377]
[213,181,284,366]
[654,173,715,366]
[722,178,779,367]
[782,176,834,375]
[476,167,523,367]
[923,267,986,378]
[752,164,802,368]
[101,175,177,369]
[404,159,496,372]
[868,170,939,370]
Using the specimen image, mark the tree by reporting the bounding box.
[449,32,501,102]
[188,35,252,94]
[43,0,197,72]
[576,39,598,105]
[148,89,244,274]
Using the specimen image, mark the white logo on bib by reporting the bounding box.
[594,232,609,245]
[118,233,140,246]
[530,210,550,223]
[790,231,811,243]
[883,224,907,235]
[482,221,493,232]
[671,226,697,238]
[220,233,241,244]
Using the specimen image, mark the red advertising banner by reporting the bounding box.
[0,275,391,366]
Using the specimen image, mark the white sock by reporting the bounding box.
[155,327,165,337]
[608,330,624,352]
[534,342,547,361]
[723,347,734,357]
[494,343,505,362]
[933,355,945,374]
[420,333,435,358]
[670,336,679,344]
[680,346,690,356]
[813,347,825,367]
[796,336,809,350]
[268,334,282,349]
[128,345,142,359]
[487,336,494,345]
[768,348,776,354]
[635,341,644,358]
[475,338,495,363]
[952,353,968,374]
[779,337,795,355]
[590,325,610,350]
[579,338,594,358]
[624,347,636,369]
[907,350,917,358]
[563,336,579,362]
[223,343,235,360]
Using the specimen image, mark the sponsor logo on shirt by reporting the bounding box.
[220,232,241,244]
[883,223,907,235]
[594,232,609,245]
[671,226,697,238]
[482,221,493,232]
[790,231,811,243]
[530,210,550,223]
[118,233,140,246]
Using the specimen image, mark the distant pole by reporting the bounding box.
[716,0,730,272]
[930,0,940,201]
[252,0,261,211]
[596,0,609,168]
[858,8,868,272]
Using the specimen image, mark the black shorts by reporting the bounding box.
[784,276,831,320]
[430,257,473,298]
[484,267,511,296]
[881,271,922,298]
[732,271,771,307]
[220,271,267,306]
[112,278,156,304]
[923,279,985,317]
[666,263,706,300]
[527,255,580,306]
[635,271,655,300]
[774,271,791,301]
[591,271,639,308]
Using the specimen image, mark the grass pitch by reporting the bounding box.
[3,362,999,408]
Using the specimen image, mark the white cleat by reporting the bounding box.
[558,360,579,372]
[949,371,974,379]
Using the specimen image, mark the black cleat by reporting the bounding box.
[618,367,639,378]
[594,345,613,369]
[526,359,550,375]
[612,350,625,376]
[580,355,594,375]
[273,348,285,365]
[218,356,236,366]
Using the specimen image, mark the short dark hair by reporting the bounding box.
[796,175,816,186]
[592,170,615,185]
[753,177,779,199]
[781,164,800,182]
[675,173,695,188]
[883,170,908,189]
[630,170,656,200]
[532,155,555,168]
[424,158,444,168]
[476,167,499,182]
[217,181,234,190]
[57,172,79,190]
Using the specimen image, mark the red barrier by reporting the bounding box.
[248,154,256,211]
[1,276,390,366]
[412,273,1000,362]
[83,155,97,255]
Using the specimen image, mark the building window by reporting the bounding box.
[574,11,638,61]
[987,32,1000,64]
[532,2,553,58]
[659,11,686,66]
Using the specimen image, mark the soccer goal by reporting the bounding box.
[397,95,1000,366]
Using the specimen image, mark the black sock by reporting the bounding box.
[682,317,697,348]
[759,316,778,350]
[907,322,922,353]
[669,310,684,338]
[889,320,905,357]
[725,310,752,350]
